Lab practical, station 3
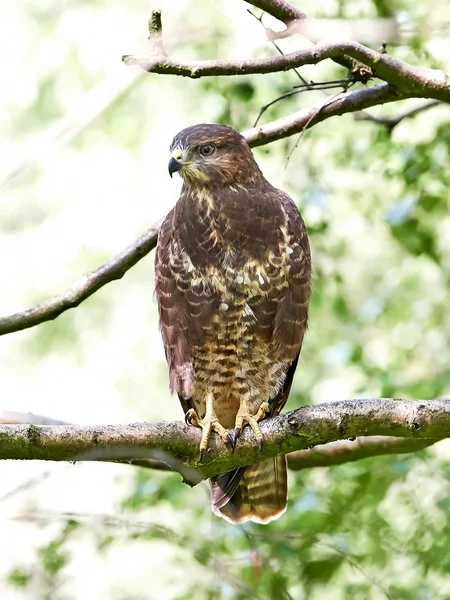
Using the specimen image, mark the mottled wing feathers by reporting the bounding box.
[274,191,311,358]
[270,191,311,415]
[155,209,196,400]
[155,204,224,401]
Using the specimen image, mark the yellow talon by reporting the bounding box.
[233,399,271,451]
[185,396,229,460]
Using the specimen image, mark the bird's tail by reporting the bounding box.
[210,456,287,524]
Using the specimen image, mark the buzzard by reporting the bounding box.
[155,124,311,523]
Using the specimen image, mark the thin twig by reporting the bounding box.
[254,78,354,127]
[247,8,309,85]
[284,89,350,167]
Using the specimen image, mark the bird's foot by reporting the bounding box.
[228,401,271,452]
[185,407,229,461]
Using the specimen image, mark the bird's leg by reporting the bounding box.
[228,397,271,452]
[185,393,229,461]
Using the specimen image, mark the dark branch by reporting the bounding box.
[355,100,441,132]
[244,0,309,23]
[0,399,446,481]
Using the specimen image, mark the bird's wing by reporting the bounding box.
[154,208,219,405]
[245,190,311,416]
[273,192,311,414]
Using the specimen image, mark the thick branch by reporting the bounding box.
[1,409,436,475]
[0,409,190,479]
[0,399,446,481]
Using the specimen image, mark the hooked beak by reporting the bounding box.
[168,156,183,178]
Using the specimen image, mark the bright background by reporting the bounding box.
[0,0,449,598]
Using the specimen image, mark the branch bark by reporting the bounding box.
[123,38,450,103]
[287,436,436,470]
[0,221,160,336]
[243,83,402,146]
[0,399,445,482]
[0,409,436,475]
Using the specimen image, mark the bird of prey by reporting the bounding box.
[155,124,311,524]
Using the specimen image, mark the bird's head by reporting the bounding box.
[168,123,262,187]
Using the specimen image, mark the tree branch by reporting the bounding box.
[287,436,437,470]
[0,409,201,483]
[0,220,160,336]
[0,399,445,482]
[1,409,436,475]
[355,100,441,132]
[123,37,450,103]
[0,410,68,426]
[243,83,404,146]
[245,0,309,24]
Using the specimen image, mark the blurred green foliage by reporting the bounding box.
[1,0,450,598]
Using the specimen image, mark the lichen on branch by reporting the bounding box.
[0,399,446,481]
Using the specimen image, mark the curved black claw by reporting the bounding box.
[257,439,263,453]
[226,428,241,453]
[266,403,276,419]
[200,448,207,462]
[184,410,194,426]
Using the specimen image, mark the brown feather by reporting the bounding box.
[155,124,311,523]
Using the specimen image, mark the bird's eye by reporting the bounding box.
[199,144,215,157]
